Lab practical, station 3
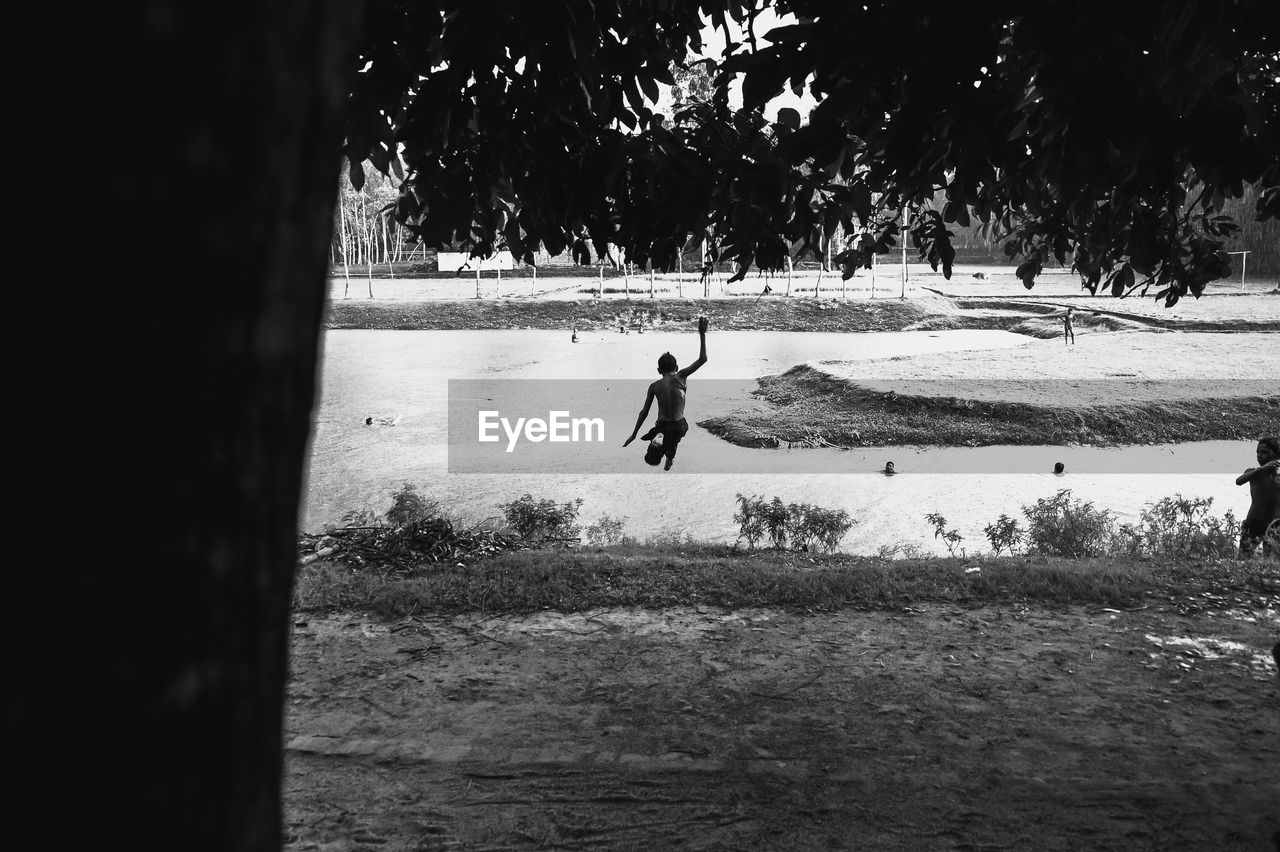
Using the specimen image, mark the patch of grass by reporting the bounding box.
[292,545,1279,617]
[325,297,931,332]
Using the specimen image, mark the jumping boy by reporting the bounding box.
[1235,436,1279,557]
[623,316,709,470]
[1062,306,1076,345]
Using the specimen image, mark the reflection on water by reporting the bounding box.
[304,329,1255,555]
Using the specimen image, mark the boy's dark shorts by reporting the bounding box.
[1239,517,1279,556]
[642,418,689,465]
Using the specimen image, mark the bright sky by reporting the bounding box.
[651,7,818,121]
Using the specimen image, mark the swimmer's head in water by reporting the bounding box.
[657,352,677,373]
[884,461,895,473]
[1054,462,1065,474]
[365,417,373,425]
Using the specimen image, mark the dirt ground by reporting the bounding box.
[285,601,1279,851]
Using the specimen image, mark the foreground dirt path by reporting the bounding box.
[285,603,1279,850]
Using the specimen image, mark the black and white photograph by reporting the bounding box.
[14,1,1279,849]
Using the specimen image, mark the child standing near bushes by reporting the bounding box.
[1235,436,1279,556]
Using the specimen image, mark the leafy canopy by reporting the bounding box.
[344,0,1278,305]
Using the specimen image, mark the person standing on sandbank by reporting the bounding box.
[1236,436,1279,557]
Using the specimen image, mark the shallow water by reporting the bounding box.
[303,329,1255,555]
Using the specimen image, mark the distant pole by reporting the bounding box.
[495,262,501,299]
[871,252,876,299]
[1241,251,1248,291]
[475,263,481,299]
[363,192,374,298]
[900,209,908,299]
[649,266,654,298]
[677,253,683,298]
[786,256,792,296]
[702,241,709,299]
[624,262,630,300]
[532,262,537,295]
[598,264,604,298]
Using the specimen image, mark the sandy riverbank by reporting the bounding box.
[322,292,1277,449]
[701,332,1278,448]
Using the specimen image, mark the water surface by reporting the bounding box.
[305,329,1252,555]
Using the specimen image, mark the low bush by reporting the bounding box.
[1012,491,1241,560]
[305,483,518,575]
[584,514,629,546]
[733,494,767,549]
[735,494,855,554]
[925,512,966,557]
[385,481,434,527]
[1113,495,1238,558]
[1021,489,1115,557]
[983,514,1024,557]
[787,503,855,554]
[498,494,583,542]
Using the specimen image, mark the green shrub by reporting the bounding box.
[386,482,434,527]
[925,512,965,557]
[733,494,767,549]
[308,483,518,574]
[333,482,433,530]
[735,494,855,553]
[1021,489,1114,557]
[498,494,583,542]
[1124,495,1238,558]
[983,514,1024,557]
[787,503,855,554]
[764,497,791,549]
[584,514,628,546]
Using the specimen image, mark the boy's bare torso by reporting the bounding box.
[1247,468,1280,523]
[650,374,687,422]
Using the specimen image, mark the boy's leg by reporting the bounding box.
[661,419,689,470]
[663,426,679,470]
[1239,523,1260,556]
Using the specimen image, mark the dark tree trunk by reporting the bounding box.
[13,3,361,849]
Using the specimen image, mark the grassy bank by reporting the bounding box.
[700,363,1279,448]
[293,545,1279,617]
[324,290,1278,334]
[327,296,939,332]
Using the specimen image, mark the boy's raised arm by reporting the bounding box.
[1237,459,1280,486]
[678,317,709,378]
